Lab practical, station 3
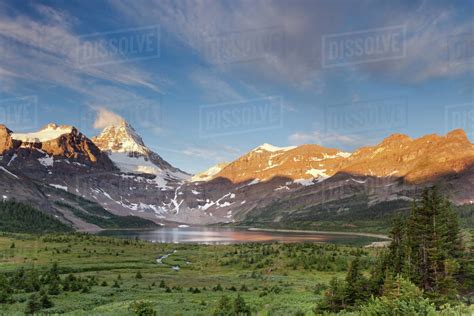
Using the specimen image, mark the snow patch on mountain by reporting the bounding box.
[38,155,54,167]
[0,166,19,179]
[294,178,315,186]
[12,124,72,143]
[190,163,229,182]
[49,184,68,191]
[306,168,329,179]
[253,143,296,153]
[7,154,17,166]
[109,152,161,174]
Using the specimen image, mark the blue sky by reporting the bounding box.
[0,0,472,173]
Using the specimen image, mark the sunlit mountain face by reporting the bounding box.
[0,0,472,230]
[0,1,473,315]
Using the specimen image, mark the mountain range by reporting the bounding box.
[1,120,473,231]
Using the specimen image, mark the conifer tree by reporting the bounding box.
[389,187,465,303]
[344,257,367,305]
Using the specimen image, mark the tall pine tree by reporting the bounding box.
[387,186,465,304]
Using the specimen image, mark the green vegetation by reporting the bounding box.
[0,201,73,233]
[0,187,472,315]
[0,232,376,315]
[315,187,473,314]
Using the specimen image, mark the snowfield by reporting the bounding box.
[12,124,72,143]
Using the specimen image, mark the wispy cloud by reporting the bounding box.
[0,3,163,99]
[110,0,472,87]
[289,130,367,148]
[359,6,473,83]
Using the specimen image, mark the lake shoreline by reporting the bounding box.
[246,227,390,240]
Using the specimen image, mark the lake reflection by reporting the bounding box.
[97,227,381,245]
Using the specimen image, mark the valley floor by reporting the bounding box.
[0,233,375,315]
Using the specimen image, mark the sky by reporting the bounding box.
[0,0,472,174]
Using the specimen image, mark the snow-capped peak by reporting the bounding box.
[93,120,148,155]
[92,120,189,181]
[11,123,73,143]
[253,143,296,153]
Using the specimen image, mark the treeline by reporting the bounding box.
[315,187,474,314]
[0,201,72,233]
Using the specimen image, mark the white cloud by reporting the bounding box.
[108,0,335,91]
[0,4,163,99]
[109,0,472,86]
[357,7,473,83]
[289,130,366,148]
[93,108,125,129]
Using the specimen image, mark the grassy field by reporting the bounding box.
[0,233,378,315]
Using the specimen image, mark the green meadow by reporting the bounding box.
[0,233,373,315]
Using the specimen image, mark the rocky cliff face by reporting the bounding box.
[198,143,351,184]
[341,129,474,183]
[196,130,474,185]
[1,123,115,170]
[1,124,473,229]
[0,125,18,154]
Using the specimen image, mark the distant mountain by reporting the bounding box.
[0,123,181,230]
[92,120,189,181]
[0,122,473,231]
[1,123,116,171]
[178,129,474,226]
[194,143,350,184]
[191,130,474,185]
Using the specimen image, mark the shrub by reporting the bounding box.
[129,300,157,316]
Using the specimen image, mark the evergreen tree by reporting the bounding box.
[344,257,368,305]
[387,187,466,304]
[48,278,61,295]
[368,251,390,297]
[0,274,11,304]
[212,295,233,316]
[40,290,54,309]
[359,275,436,315]
[388,216,406,274]
[233,294,251,315]
[25,293,41,314]
[315,277,346,313]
